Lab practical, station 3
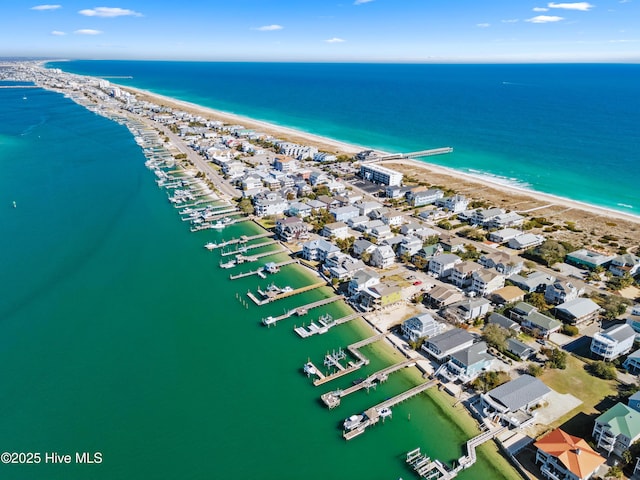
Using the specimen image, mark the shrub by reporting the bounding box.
[588,360,617,380]
[561,325,579,337]
[527,363,544,377]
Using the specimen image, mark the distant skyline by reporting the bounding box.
[3,0,639,62]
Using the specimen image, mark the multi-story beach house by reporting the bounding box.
[535,429,605,480]
[544,280,584,305]
[275,217,309,242]
[441,341,494,384]
[509,271,555,293]
[397,236,423,258]
[486,211,524,229]
[273,156,297,172]
[479,252,523,277]
[510,302,562,338]
[370,245,396,269]
[347,268,380,297]
[590,324,636,361]
[323,252,365,280]
[421,328,475,363]
[609,253,640,277]
[593,402,640,457]
[481,375,551,428]
[508,233,546,250]
[450,261,483,288]
[470,268,505,296]
[435,194,469,213]
[301,238,340,262]
[428,253,462,279]
[330,205,360,223]
[444,298,491,323]
[321,221,350,240]
[406,187,444,207]
[565,249,615,270]
[401,313,444,343]
[253,192,288,217]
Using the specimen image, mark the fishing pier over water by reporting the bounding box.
[362,147,454,163]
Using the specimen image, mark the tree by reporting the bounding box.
[543,348,567,370]
[588,360,617,380]
[482,323,509,351]
[561,324,579,337]
[437,220,453,230]
[526,239,569,267]
[412,255,428,270]
[237,197,254,214]
[525,292,550,311]
[471,371,511,393]
[591,293,631,319]
[527,363,544,377]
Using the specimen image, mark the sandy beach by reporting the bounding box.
[121,84,640,249]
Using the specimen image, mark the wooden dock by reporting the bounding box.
[293,312,361,338]
[205,232,273,251]
[320,359,416,408]
[220,239,278,256]
[312,333,386,387]
[342,379,439,440]
[261,294,344,324]
[229,259,297,280]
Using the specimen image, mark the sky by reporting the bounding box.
[2,0,639,62]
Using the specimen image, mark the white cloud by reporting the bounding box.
[354,0,374,4]
[31,4,61,10]
[533,6,550,11]
[526,15,564,22]
[325,37,345,43]
[254,24,283,31]
[476,23,491,28]
[547,2,594,10]
[501,19,519,23]
[74,29,103,35]
[78,7,142,17]
[50,30,66,35]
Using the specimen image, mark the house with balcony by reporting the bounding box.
[479,252,523,277]
[590,324,636,361]
[370,245,396,269]
[441,341,494,383]
[422,328,475,363]
[435,194,469,213]
[275,217,309,241]
[480,374,551,428]
[471,207,505,227]
[397,236,423,257]
[347,268,380,297]
[487,211,524,229]
[301,238,340,262]
[450,261,483,289]
[323,252,365,280]
[508,233,546,250]
[253,192,288,217]
[471,268,505,296]
[491,286,526,306]
[428,253,462,279]
[356,283,403,310]
[406,187,444,207]
[488,228,521,244]
[554,298,601,325]
[623,349,640,374]
[321,221,350,240]
[371,224,393,241]
[445,298,491,323]
[566,249,615,270]
[401,313,445,343]
[535,428,605,480]
[593,402,640,457]
[424,284,465,309]
[352,239,376,258]
[544,280,585,305]
[506,338,534,360]
[330,205,360,223]
[609,253,640,278]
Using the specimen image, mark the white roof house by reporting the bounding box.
[401,313,444,343]
[591,324,636,361]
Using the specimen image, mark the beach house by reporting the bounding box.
[554,298,601,325]
[480,375,551,427]
[421,328,475,362]
[401,313,445,343]
[428,253,462,279]
[440,341,494,384]
[535,428,605,480]
[301,238,340,262]
[471,268,505,296]
[593,402,640,457]
[590,324,636,361]
[544,280,584,305]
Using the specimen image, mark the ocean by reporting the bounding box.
[0,80,515,479]
[48,61,640,216]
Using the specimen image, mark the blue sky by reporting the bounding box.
[3,0,639,62]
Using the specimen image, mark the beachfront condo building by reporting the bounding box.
[359,164,403,186]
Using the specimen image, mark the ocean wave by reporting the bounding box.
[464,169,531,189]
[617,203,634,209]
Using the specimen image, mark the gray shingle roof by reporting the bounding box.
[487,374,551,412]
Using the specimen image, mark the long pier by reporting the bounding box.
[204,232,274,251]
[220,239,278,256]
[343,379,439,440]
[321,359,416,408]
[261,294,343,323]
[363,147,454,163]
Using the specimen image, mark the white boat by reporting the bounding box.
[204,242,217,250]
[343,414,364,431]
[211,221,226,230]
[377,407,392,418]
[281,286,293,293]
[303,362,317,376]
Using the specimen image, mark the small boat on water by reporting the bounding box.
[352,378,364,386]
[303,362,317,377]
[204,242,217,250]
[211,221,226,230]
[343,414,365,431]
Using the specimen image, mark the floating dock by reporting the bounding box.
[251,282,332,309]
[294,312,362,338]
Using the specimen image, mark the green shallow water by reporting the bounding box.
[0,86,516,479]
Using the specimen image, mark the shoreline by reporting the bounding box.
[118,83,640,226]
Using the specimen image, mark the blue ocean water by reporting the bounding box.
[48,61,640,216]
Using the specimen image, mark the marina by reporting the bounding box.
[260,294,344,324]
[293,312,362,338]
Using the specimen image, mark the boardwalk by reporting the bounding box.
[261,294,344,324]
[293,312,362,338]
